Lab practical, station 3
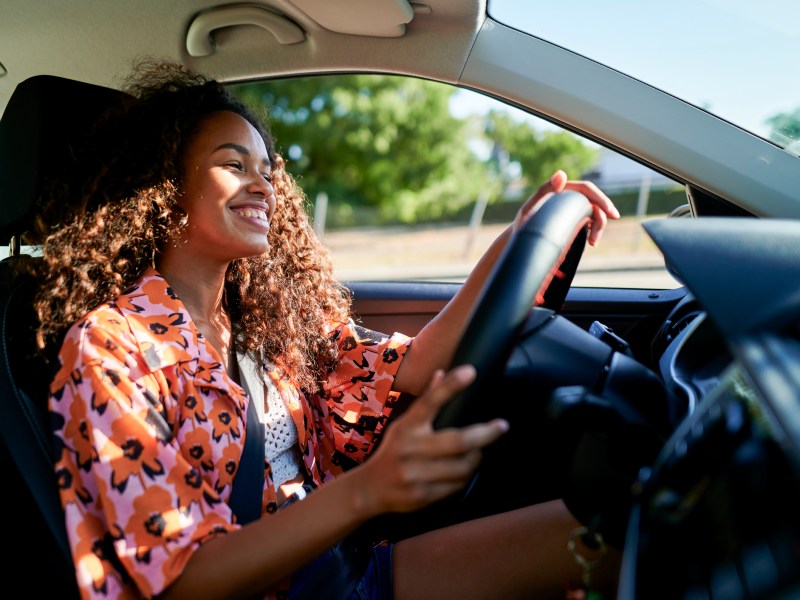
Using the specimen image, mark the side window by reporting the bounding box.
[230,75,685,289]
[0,245,39,260]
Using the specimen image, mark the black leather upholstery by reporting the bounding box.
[0,75,129,596]
[0,75,130,243]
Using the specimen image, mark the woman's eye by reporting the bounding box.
[225,161,243,170]
[261,173,272,182]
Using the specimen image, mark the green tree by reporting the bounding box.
[766,108,800,147]
[231,75,598,226]
[481,110,598,195]
[232,75,488,224]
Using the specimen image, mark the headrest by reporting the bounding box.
[0,75,132,245]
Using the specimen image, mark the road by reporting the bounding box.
[321,216,681,289]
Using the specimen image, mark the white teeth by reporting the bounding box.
[233,208,268,221]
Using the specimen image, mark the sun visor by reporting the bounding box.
[289,0,414,37]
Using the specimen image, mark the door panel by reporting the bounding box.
[348,281,688,369]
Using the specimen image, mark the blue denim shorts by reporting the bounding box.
[280,481,393,599]
[288,541,393,600]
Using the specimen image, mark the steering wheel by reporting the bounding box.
[429,190,682,549]
[344,193,668,596]
[356,192,594,548]
[433,191,593,430]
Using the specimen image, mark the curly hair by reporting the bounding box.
[33,58,351,392]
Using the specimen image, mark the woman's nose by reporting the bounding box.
[247,172,271,195]
[258,178,277,220]
[247,171,272,195]
[245,173,276,220]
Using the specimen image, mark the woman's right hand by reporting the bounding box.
[354,365,509,516]
[512,169,620,246]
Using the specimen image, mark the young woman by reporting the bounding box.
[36,59,621,599]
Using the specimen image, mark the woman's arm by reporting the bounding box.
[393,170,619,396]
[163,366,508,599]
[55,315,502,600]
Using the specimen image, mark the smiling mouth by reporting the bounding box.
[232,207,269,223]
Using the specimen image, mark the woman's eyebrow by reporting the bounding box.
[214,142,270,166]
[214,142,250,154]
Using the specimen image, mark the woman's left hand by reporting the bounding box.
[513,169,620,246]
[393,171,620,397]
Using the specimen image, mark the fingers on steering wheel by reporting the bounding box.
[563,180,620,219]
[560,180,618,246]
[412,365,508,441]
[534,170,567,203]
[418,420,509,457]
[588,203,609,246]
[414,365,476,418]
[515,170,567,227]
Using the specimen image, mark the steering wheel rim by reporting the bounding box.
[357,192,595,548]
[434,191,594,430]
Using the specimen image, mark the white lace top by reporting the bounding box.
[237,352,303,487]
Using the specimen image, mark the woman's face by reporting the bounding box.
[170,110,276,265]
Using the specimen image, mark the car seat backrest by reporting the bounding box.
[0,75,132,597]
[0,75,131,245]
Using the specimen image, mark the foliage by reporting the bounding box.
[481,110,597,192]
[231,75,598,225]
[766,107,800,147]
[232,75,482,223]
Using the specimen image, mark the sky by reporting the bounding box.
[452,0,800,142]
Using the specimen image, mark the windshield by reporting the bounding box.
[487,0,800,152]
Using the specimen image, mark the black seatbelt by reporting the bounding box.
[0,265,366,597]
[228,366,370,600]
[228,396,265,525]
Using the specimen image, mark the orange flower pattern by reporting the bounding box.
[50,268,411,599]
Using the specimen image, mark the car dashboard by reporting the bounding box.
[617,217,800,599]
[657,304,731,416]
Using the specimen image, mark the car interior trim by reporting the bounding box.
[186,5,306,57]
[460,19,800,220]
[287,0,414,37]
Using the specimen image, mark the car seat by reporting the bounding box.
[0,74,375,600]
[0,75,131,595]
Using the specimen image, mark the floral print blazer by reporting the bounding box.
[49,267,411,599]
